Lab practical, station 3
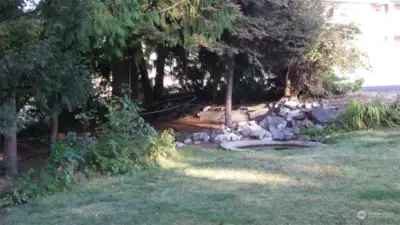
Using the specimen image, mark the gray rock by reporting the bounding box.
[305,102,312,109]
[229,133,242,141]
[220,124,231,133]
[184,138,192,144]
[312,102,320,108]
[284,128,295,141]
[194,141,201,144]
[248,124,271,140]
[214,133,231,143]
[192,132,211,142]
[284,99,299,109]
[176,142,186,148]
[268,116,287,141]
[259,117,269,129]
[292,126,301,135]
[268,116,287,130]
[279,107,292,117]
[311,107,335,123]
[240,127,252,137]
[293,112,307,120]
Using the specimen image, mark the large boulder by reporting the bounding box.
[248,124,272,140]
[293,112,307,120]
[192,132,211,142]
[268,116,287,141]
[259,117,269,129]
[214,133,232,143]
[229,133,242,141]
[311,107,335,123]
[284,128,295,141]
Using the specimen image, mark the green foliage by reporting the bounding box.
[148,129,180,161]
[300,127,328,137]
[85,94,177,175]
[0,132,93,207]
[343,99,400,130]
[291,21,368,96]
[0,0,93,134]
[321,73,364,96]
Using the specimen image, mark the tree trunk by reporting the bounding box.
[154,45,168,101]
[3,95,18,177]
[111,59,130,97]
[48,112,59,156]
[138,56,153,103]
[211,67,222,103]
[284,66,292,97]
[129,59,139,100]
[224,51,235,128]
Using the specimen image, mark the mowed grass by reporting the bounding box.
[3,129,400,225]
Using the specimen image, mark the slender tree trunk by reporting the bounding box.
[49,112,59,153]
[138,56,153,103]
[154,45,168,101]
[129,59,139,100]
[111,59,130,97]
[3,95,18,177]
[284,66,292,97]
[211,67,222,103]
[225,51,235,127]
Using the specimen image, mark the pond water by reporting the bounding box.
[239,144,310,151]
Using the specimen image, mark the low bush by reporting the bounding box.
[0,132,93,206]
[1,94,179,207]
[84,94,158,174]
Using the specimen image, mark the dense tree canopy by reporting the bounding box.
[0,0,366,175]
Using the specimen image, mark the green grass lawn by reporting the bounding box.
[3,129,400,225]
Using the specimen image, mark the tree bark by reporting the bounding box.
[211,66,222,103]
[111,59,130,97]
[137,55,153,103]
[154,45,168,101]
[3,95,18,177]
[284,66,292,97]
[129,59,139,100]
[224,51,235,128]
[48,112,59,155]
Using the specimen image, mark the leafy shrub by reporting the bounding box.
[343,99,400,130]
[148,129,179,161]
[84,94,175,175]
[0,132,93,206]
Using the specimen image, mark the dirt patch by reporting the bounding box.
[152,115,223,133]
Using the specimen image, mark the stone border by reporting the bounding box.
[220,140,327,151]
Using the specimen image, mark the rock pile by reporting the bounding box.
[183,97,337,144]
